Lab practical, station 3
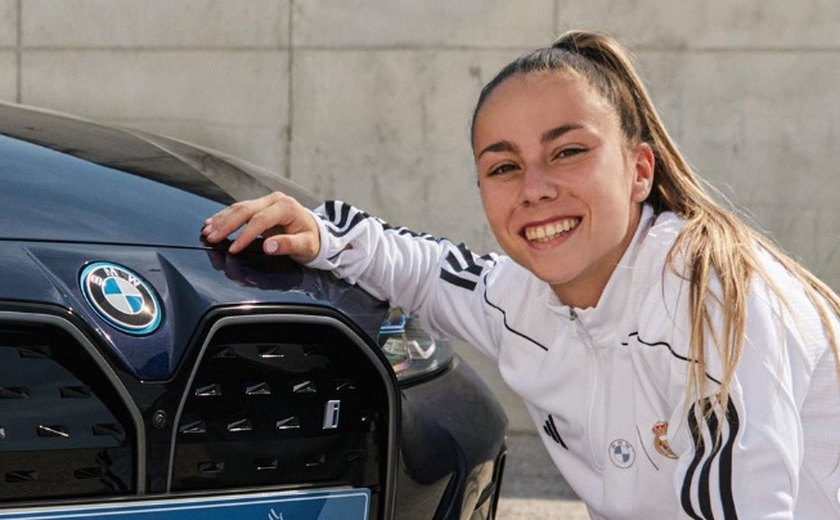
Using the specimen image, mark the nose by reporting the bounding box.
[519,166,557,206]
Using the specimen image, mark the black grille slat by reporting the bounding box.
[195,383,222,397]
[197,461,224,474]
[275,416,301,430]
[74,467,103,480]
[6,470,38,483]
[18,346,51,359]
[244,382,270,395]
[226,419,252,433]
[0,387,29,399]
[60,386,92,399]
[254,458,278,471]
[180,421,207,435]
[36,424,70,438]
[92,423,124,437]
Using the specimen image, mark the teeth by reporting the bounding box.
[524,218,579,242]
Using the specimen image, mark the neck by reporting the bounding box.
[551,204,646,309]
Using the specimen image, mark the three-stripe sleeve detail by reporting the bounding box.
[319,201,492,291]
[439,243,490,291]
[321,200,367,238]
[682,405,707,520]
[680,398,740,519]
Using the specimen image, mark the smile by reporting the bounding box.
[523,217,580,242]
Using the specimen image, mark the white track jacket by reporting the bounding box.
[307,201,840,519]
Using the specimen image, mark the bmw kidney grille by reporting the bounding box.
[170,317,391,509]
[0,312,393,518]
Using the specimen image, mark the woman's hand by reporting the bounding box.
[201,192,320,264]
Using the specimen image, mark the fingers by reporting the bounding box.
[263,231,320,264]
[202,195,274,245]
[201,192,320,262]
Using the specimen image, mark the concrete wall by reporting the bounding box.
[3,1,839,430]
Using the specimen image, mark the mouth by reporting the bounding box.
[523,217,580,243]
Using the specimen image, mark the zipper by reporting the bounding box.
[569,307,605,472]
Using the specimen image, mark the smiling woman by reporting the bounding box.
[204,30,840,519]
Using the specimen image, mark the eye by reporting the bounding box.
[487,162,519,177]
[552,146,587,161]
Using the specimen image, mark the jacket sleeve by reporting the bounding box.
[646,269,815,519]
[305,200,503,359]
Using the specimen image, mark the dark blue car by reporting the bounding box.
[0,102,507,520]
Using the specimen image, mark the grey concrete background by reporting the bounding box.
[3,2,839,297]
[2,4,839,501]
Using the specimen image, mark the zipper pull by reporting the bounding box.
[569,308,578,321]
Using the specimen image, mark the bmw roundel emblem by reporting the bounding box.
[80,262,162,335]
[608,438,636,469]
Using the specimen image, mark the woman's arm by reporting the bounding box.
[204,193,503,357]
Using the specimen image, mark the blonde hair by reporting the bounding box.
[470,30,840,408]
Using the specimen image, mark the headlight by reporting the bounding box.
[378,308,454,384]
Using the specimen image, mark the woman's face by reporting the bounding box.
[472,72,653,308]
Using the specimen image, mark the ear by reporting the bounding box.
[630,142,655,203]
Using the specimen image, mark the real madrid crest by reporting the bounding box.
[652,421,678,459]
[80,262,162,335]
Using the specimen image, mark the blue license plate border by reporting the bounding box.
[0,488,370,520]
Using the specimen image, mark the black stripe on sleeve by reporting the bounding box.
[718,400,739,519]
[336,201,351,229]
[681,402,707,520]
[325,200,337,221]
[444,251,465,272]
[457,243,484,276]
[328,211,368,238]
[698,400,720,520]
[440,268,478,291]
[441,244,489,291]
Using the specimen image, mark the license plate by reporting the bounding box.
[0,488,370,520]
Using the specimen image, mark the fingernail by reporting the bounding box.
[265,240,278,254]
[204,217,212,225]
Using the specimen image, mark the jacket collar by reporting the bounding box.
[546,204,656,346]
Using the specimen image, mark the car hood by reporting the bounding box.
[0,101,317,248]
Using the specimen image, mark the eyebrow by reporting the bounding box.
[541,123,584,144]
[476,140,518,160]
[476,123,585,160]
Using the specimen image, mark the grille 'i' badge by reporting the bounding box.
[323,400,341,429]
[80,262,162,335]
